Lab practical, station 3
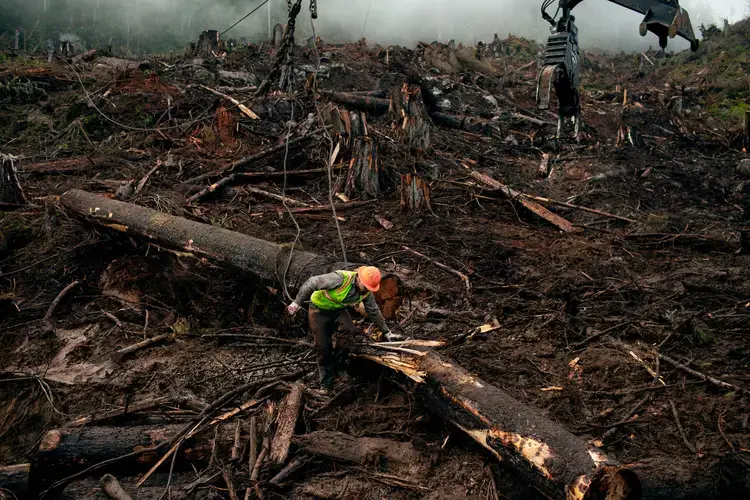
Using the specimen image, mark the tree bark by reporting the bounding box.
[345,136,382,199]
[31,425,214,489]
[400,174,431,212]
[357,344,641,500]
[321,92,390,116]
[269,383,304,465]
[389,84,431,151]
[58,190,402,316]
[0,464,29,499]
[0,154,27,205]
[293,431,421,469]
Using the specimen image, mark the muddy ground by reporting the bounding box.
[1,18,749,500]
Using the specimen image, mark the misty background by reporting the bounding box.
[1,0,748,55]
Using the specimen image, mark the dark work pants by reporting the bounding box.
[308,305,356,388]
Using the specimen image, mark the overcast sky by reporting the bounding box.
[289,0,749,51]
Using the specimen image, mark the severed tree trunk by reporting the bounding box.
[58,190,402,317]
[389,84,431,152]
[317,104,369,151]
[294,431,421,470]
[0,464,29,499]
[0,154,27,205]
[358,344,641,500]
[31,425,215,490]
[400,174,431,212]
[345,136,382,199]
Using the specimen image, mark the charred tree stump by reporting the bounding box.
[345,137,382,199]
[400,174,431,212]
[0,154,27,205]
[358,344,641,500]
[293,431,421,470]
[196,30,222,58]
[389,84,431,151]
[58,190,402,317]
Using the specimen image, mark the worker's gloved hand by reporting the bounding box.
[383,331,404,341]
[286,302,301,315]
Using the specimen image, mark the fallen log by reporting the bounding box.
[293,431,421,470]
[30,425,212,489]
[321,92,390,115]
[356,342,641,500]
[269,382,304,465]
[469,170,580,233]
[19,157,106,176]
[0,464,29,499]
[58,190,403,316]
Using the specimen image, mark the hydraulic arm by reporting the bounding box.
[537,0,700,137]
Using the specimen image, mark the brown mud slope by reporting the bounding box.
[1,18,749,500]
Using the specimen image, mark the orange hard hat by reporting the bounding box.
[357,266,381,292]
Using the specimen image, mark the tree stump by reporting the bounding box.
[389,84,431,152]
[196,30,223,58]
[0,154,27,205]
[400,174,431,212]
[345,137,382,199]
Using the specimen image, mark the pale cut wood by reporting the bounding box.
[269,383,304,465]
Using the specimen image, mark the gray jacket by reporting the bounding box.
[293,271,390,333]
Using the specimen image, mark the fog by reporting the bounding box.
[1,0,747,54]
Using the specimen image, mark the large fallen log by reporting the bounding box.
[30,425,212,490]
[358,342,641,500]
[294,431,422,472]
[58,190,404,316]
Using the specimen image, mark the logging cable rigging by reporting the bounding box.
[309,16,348,267]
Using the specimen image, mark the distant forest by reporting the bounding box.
[0,0,290,55]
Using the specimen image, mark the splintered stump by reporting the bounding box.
[196,30,222,58]
[58,190,403,317]
[400,174,431,212]
[0,154,27,205]
[390,84,431,151]
[358,345,641,500]
[318,103,371,150]
[345,137,382,199]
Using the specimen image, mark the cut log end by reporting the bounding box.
[578,466,641,500]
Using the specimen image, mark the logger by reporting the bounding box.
[537,0,700,137]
